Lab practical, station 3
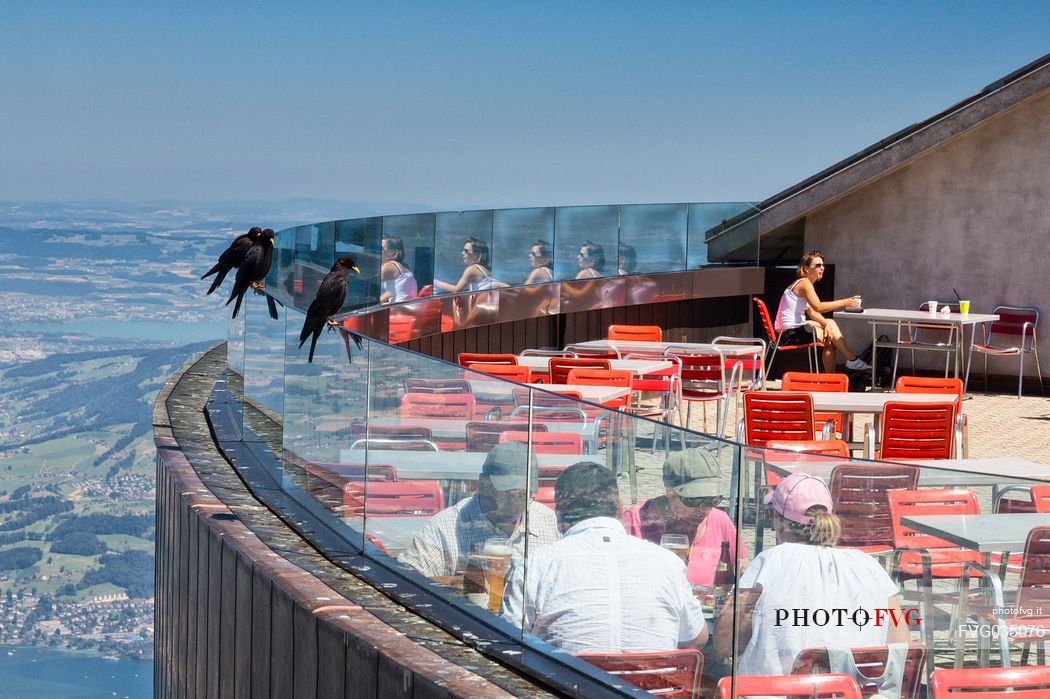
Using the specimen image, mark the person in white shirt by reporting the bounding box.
[502,461,707,654]
[397,442,559,582]
[713,473,909,677]
[774,250,870,373]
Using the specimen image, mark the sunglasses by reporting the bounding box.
[810,263,826,268]
[678,495,723,508]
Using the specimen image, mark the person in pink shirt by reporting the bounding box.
[622,448,746,587]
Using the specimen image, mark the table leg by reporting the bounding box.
[871,322,878,389]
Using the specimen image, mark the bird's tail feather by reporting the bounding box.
[206,269,229,295]
[231,292,244,319]
[200,263,221,280]
[307,329,322,363]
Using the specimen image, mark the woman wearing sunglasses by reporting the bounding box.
[622,448,745,587]
[775,249,870,373]
[434,237,499,293]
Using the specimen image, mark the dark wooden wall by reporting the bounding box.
[402,295,751,363]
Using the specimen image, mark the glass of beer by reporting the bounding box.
[660,534,690,564]
[483,537,513,614]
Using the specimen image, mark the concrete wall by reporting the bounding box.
[805,89,1050,378]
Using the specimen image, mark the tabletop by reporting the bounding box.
[804,391,958,413]
[467,380,629,403]
[367,416,591,441]
[516,355,673,375]
[348,515,430,555]
[900,513,1050,552]
[764,456,1050,489]
[336,449,585,480]
[838,308,999,325]
[568,339,760,356]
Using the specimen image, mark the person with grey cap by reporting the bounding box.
[622,447,746,587]
[502,462,707,654]
[397,441,560,582]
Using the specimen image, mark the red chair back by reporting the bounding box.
[879,401,956,460]
[498,431,583,454]
[464,421,546,452]
[895,376,963,408]
[1032,485,1050,513]
[743,392,816,447]
[782,372,849,435]
[566,368,633,409]
[579,649,702,699]
[830,464,919,552]
[344,480,444,517]
[403,379,471,394]
[791,644,926,699]
[303,462,399,513]
[753,297,779,344]
[400,393,476,420]
[608,324,662,342]
[930,665,1050,698]
[887,488,979,551]
[989,306,1040,349]
[474,364,532,383]
[549,357,611,384]
[457,352,518,368]
[1016,525,1050,618]
[717,674,862,699]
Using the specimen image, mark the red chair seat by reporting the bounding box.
[972,342,1022,355]
[895,549,985,578]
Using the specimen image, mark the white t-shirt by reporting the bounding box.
[737,543,901,678]
[501,517,706,655]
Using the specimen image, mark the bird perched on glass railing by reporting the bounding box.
[201,226,262,295]
[299,256,363,363]
[226,229,278,320]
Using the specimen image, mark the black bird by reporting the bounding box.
[298,256,361,363]
[226,229,276,319]
[201,227,262,295]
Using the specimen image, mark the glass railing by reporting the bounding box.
[221,289,1050,697]
[265,202,760,316]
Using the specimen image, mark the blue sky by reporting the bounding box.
[1,1,1047,210]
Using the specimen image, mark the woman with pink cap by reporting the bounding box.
[713,473,909,676]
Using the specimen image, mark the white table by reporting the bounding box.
[567,339,760,357]
[335,449,584,481]
[899,513,1050,553]
[516,355,673,376]
[837,308,998,389]
[764,456,1050,489]
[467,379,630,404]
[805,391,957,414]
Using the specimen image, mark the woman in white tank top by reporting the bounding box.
[380,236,418,303]
[773,250,870,373]
[434,237,503,293]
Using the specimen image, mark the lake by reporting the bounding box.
[0,646,152,698]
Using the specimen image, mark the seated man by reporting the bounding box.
[501,461,707,654]
[398,441,560,580]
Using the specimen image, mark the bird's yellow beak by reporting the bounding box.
[268,238,274,246]
[352,265,361,273]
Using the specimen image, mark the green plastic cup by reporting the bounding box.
[959,300,971,315]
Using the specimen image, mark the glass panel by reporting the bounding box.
[687,202,758,268]
[243,290,285,417]
[335,217,383,309]
[280,306,368,548]
[553,205,618,281]
[492,208,554,286]
[269,223,298,307]
[224,304,245,440]
[618,203,688,275]
[433,210,492,293]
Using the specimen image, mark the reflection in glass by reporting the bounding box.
[492,208,554,285]
[434,210,491,292]
[553,205,618,281]
[336,217,382,309]
[619,204,688,275]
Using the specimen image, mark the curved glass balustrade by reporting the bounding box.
[265,202,761,318]
[221,290,1050,698]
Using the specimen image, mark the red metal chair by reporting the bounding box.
[713,335,767,390]
[400,393,476,420]
[782,372,850,439]
[473,363,533,383]
[608,324,662,343]
[498,431,584,454]
[829,463,919,556]
[743,391,817,446]
[464,421,546,453]
[754,296,821,376]
[579,649,703,699]
[671,349,739,437]
[895,376,967,456]
[878,401,956,460]
[716,673,863,699]
[457,352,519,368]
[303,462,399,513]
[965,305,1044,398]
[930,665,1050,698]
[887,488,987,665]
[957,525,1050,668]
[1032,485,1050,512]
[549,357,612,385]
[791,643,927,699]
[387,314,415,343]
[343,480,445,517]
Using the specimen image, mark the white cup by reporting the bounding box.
[928,301,938,316]
[854,296,862,308]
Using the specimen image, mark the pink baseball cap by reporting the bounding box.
[764,473,834,524]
